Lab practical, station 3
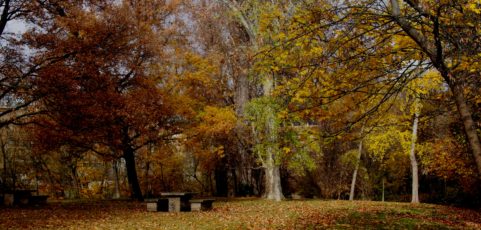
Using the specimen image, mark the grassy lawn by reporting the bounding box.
[0,199,480,229]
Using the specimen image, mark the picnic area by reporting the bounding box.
[2,0,481,229]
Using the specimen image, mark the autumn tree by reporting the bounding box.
[265,0,481,178]
[27,0,185,201]
[387,0,481,178]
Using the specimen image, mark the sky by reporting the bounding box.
[4,19,28,35]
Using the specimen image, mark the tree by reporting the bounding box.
[389,0,481,179]
[28,0,184,201]
[219,0,294,201]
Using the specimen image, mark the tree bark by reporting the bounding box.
[122,128,143,201]
[263,78,283,201]
[349,134,363,201]
[381,177,385,202]
[112,159,120,199]
[409,104,420,203]
[450,82,481,177]
[265,150,283,201]
[0,0,10,37]
[123,147,143,201]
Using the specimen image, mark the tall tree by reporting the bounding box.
[388,0,481,178]
[28,0,183,201]
[219,0,287,201]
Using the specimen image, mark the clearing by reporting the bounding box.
[0,199,480,229]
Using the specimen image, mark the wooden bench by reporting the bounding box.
[145,198,169,212]
[189,199,215,211]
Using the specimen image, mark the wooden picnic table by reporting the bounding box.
[160,192,196,212]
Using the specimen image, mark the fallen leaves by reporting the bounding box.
[0,199,480,229]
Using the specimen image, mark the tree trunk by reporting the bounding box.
[381,177,385,202]
[349,137,363,201]
[112,159,120,199]
[123,147,143,201]
[262,77,283,201]
[265,152,283,201]
[0,0,10,37]
[410,105,420,203]
[450,82,481,177]
[70,165,80,199]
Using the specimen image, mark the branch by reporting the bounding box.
[390,0,438,64]
[219,0,257,48]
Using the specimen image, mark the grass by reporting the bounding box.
[0,199,480,229]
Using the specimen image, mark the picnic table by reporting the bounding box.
[145,192,215,212]
[160,192,196,212]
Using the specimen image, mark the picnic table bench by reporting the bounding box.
[3,190,49,206]
[189,198,215,211]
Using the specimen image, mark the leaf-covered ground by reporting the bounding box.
[1,199,480,229]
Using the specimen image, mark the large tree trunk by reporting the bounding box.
[122,127,143,201]
[123,147,143,201]
[409,104,420,203]
[450,82,481,177]
[265,151,283,201]
[235,68,251,196]
[263,78,283,201]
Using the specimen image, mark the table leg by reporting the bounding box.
[168,197,180,212]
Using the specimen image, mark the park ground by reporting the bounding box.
[0,199,481,229]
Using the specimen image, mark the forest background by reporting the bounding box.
[1,0,481,208]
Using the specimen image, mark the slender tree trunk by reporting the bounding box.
[144,144,153,197]
[349,125,365,201]
[1,139,7,193]
[349,139,363,201]
[410,104,420,203]
[381,177,385,202]
[112,159,120,199]
[70,165,80,199]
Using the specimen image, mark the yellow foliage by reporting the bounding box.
[195,106,237,136]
